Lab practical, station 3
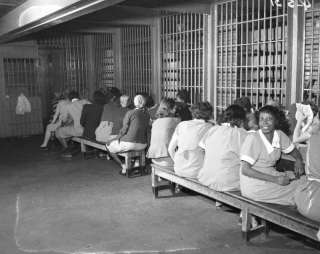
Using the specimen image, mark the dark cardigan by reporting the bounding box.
[117,108,150,144]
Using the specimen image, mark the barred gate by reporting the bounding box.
[303,0,320,104]
[215,0,288,112]
[93,33,115,89]
[161,13,208,104]
[1,57,43,137]
[38,34,88,96]
[121,26,152,97]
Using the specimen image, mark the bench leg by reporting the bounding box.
[151,167,159,198]
[170,182,176,195]
[241,208,251,242]
[139,152,146,175]
[80,142,87,153]
[261,219,269,239]
[125,154,132,177]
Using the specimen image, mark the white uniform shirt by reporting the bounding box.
[168,119,212,178]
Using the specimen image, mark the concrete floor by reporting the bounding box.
[0,137,319,254]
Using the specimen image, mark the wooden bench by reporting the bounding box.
[151,164,320,244]
[72,136,147,177]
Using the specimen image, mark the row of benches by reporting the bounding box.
[72,136,148,177]
[72,136,319,245]
[151,164,320,244]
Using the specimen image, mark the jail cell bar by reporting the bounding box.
[4,58,39,97]
[93,33,114,89]
[161,13,208,104]
[304,0,320,104]
[38,34,89,96]
[2,58,43,137]
[121,26,152,97]
[216,0,288,113]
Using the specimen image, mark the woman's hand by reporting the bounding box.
[296,110,307,123]
[294,159,305,178]
[275,175,290,186]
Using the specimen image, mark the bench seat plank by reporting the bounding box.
[151,164,320,242]
[72,137,108,151]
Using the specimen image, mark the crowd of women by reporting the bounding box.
[41,87,320,224]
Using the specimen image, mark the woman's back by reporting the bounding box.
[148,117,180,159]
[80,103,104,139]
[170,119,212,178]
[198,125,248,191]
[307,131,320,181]
[119,108,150,144]
[101,102,128,135]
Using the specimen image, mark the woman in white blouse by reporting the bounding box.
[168,102,213,179]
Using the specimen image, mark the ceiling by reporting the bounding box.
[0,0,26,17]
[0,0,212,43]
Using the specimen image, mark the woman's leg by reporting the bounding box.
[55,127,68,149]
[106,141,147,174]
[106,141,126,172]
[40,124,57,147]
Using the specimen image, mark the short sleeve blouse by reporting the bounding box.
[240,130,294,175]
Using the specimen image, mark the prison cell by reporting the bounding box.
[38,34,88,97]
[1,57,42,137]
[4,58,39,98]
[215,0,288,113]
[161,13,208,104]
[93,33,115,89]
[303,0,320,104]
[121,26,152,97]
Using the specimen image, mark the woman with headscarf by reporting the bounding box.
[106,94,150,174]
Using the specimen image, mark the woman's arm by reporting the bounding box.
[51,102,61,124]
[80,106,87,127]
[241,161,290,186]
[117,110,131,139]
[293,114,310,144]
[286,147,305,177]
[168,130,178,159]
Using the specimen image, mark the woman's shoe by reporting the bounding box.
[40,146,48,151]
[118,170,126,176]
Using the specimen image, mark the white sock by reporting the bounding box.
[121,164,127,174]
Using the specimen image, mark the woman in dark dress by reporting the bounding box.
[80,90,106,140]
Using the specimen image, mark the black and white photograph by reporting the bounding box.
[0,0,320,253]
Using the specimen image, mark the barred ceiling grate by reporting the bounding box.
[121,26,152,97]
[216,0,288,112]
[161,13,208,104]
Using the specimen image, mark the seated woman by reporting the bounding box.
[240,105,306,206]
[293,107,320,181]
[120,94,132,109]
[147,98,180,168]
[234,96,258,131]
[106,95,150,174]
[198,104,248,191]
[175,89,192,121]
[40,89,70,149]
[80,90,106,140]
[168,102,213,179]
[96,88,128,143]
